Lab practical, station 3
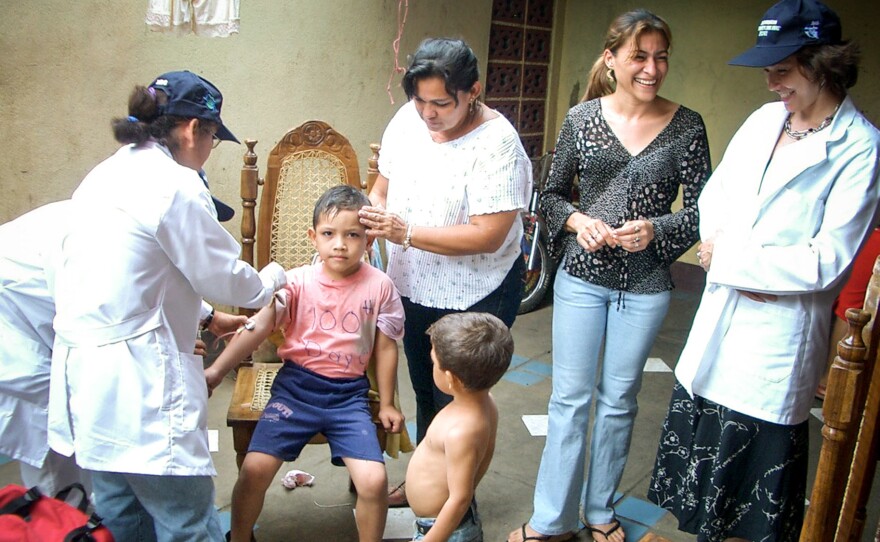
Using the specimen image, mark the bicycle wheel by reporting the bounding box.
[519,226,555,314]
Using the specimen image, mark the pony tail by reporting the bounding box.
[582,55,613,102]
[111,85,160,145]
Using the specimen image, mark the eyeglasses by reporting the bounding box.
[212,135,222,149]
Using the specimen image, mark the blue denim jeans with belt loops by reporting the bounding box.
[530,267,670,534]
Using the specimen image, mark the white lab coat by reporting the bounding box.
[48,142,284,475]
[675,96,880,425]
[0,201,71,468]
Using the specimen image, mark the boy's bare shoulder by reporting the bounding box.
[438,397,497,445]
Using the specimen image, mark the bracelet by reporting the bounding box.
[200,307,215,331]
[402,223,413,251]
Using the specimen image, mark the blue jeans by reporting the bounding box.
[402,257,523,443]
[413,504,483,542]
[89,470,224,542]
[530,268,670,533]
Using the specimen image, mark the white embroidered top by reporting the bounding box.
[379,101,532,310]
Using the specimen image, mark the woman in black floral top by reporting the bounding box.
[510,9,711,542]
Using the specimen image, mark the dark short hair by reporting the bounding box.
[402,38,479,105]
[794,42,860,99]
[427,312,513,391]
[312,184,370,228]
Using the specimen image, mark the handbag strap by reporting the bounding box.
[0,486,42,517]
[63,513,106,542]
[54,482,90,513]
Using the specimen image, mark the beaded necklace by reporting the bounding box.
[783,103,840,141]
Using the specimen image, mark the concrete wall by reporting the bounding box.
[2,0,878,228]
[0,0,493,223]
[548,0,880,167]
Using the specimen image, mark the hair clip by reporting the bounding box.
[127,115,140,123]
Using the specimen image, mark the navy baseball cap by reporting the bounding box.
[728,0,841,67]
[149,71,239,143]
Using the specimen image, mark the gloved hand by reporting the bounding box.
[258,261,287,292]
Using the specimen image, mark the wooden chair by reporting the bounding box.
[227,120,412,469]
[801,255,880,541]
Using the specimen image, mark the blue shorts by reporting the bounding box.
[248,362,383,466]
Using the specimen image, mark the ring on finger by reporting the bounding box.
[635,236,641,243]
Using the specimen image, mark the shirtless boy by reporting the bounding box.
[405,312,514,542]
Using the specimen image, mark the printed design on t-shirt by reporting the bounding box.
[262,401,294,423]
[298,296,378,372]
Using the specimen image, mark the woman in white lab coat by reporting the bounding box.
[0,201,91,497]
[48,71,286,542]
[648,1,880,541]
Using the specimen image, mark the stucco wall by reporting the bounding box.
[0,0,493,223]
[3,1,878,230]
[548,0,880,166]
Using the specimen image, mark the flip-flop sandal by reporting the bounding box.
[588,518,622,542]
[509,523,575,542]
[387,481,408,508]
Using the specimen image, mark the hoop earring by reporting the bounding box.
[468,99,476,115]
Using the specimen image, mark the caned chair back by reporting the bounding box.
[256,120,363,270]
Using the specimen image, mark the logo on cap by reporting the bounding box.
[204,94,218,112]
[804,21,820,40]
[757,19,781,37]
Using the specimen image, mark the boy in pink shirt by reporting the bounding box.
[206,185,405,542]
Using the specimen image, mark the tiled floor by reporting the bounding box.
[2,263,878,541]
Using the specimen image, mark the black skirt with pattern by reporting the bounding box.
[648,381,808,542]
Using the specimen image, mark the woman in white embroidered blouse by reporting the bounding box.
[359,37,531,502]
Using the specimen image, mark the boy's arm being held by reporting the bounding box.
[418,425,481,542]
[374,330,404,433]
[204,304,276,396]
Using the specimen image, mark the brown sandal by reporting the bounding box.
[387,481,408,508]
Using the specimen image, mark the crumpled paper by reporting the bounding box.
[282,469,315,490]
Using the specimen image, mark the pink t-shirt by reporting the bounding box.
[274,261,405,379]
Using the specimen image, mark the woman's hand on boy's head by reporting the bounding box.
[379,405,405,433]
[359,205,408,246]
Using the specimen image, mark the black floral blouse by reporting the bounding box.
[540,99,711,294]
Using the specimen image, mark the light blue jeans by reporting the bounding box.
[89,470,224,542]
[414,505,483,542]
[530,268,670,534]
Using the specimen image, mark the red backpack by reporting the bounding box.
[0,483,114,542]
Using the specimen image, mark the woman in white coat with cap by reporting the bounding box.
[48,71,287,542]
[648,1,880,541]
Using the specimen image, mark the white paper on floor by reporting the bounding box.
[354,506,416,540]
[209,430,219,452]
[522,415,548,436]
[644,357,672,372]
[811,408,824,423]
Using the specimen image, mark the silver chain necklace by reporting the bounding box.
[784,103,840,141]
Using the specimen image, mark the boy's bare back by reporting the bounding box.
[405,392,498,518]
